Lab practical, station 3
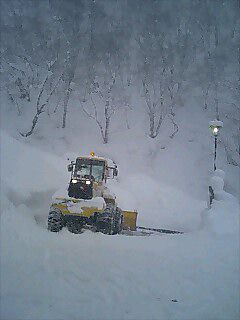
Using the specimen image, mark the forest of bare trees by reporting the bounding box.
[1,0,239,164]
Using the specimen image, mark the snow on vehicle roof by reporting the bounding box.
[65,151,116,168]
[77,155,106,161]
[76,155,116,167]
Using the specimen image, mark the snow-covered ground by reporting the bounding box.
[1,211,239,320]
[0,101,239,319]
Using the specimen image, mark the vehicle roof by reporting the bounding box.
[76,156,107,162]
[76,156,116,168]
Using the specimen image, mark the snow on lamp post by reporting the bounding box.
[209,119,223,171]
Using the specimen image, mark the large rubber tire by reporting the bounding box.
[113,208,123,234]
[48,211,64,232]
[67,220,83,234]
[96,207,123,235]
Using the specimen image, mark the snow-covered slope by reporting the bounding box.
[1,175,239,320]
[1,100,239,319]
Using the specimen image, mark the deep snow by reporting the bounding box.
[1,191,239,320]
[0,101,239,320]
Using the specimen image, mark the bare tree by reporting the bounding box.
[20,71,62,137]
[142,74,167,139]
[81,68,128,144]
[78,0,130,142]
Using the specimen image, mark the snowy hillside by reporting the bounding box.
[1,134,239,320]
[1,1,240,319]
[1,99,239,320]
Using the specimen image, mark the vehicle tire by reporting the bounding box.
[108,208,123,235]
[48,210,64,232]
[67,220,83,234]
[107,209,123,235]
[94,206,123,235]
[112,217,122,235]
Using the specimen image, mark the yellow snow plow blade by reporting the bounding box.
[122,210,138,231]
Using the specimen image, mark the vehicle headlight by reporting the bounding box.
[85,180,91,185]
[72,179,78,184]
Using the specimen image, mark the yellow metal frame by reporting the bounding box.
[51,201,138,230]
[51,198,104,218]
[122,211,138,231]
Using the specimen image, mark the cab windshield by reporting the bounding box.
[75,158,105,182]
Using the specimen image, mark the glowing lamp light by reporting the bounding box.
[209,120,223,136]
[72,179,78,184]
[90,151,95,157]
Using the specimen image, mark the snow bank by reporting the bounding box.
[108,174,205,231]
[207,198,239,235]
[1,111,239,320]
[206,170,240,235]
[0,130,71,231]
[1,196,239,320]
[0,130,68,201]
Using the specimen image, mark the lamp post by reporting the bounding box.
[209,119,223,171]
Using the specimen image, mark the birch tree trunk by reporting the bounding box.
[62,83,72,128]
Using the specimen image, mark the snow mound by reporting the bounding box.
[1,130,68,200]
[210,175,224,192]
[213,169,226,180]
[1,127,239,320]
[207,170,240,235]
[207,198,239,235]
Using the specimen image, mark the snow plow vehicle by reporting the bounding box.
[48,152,138,234]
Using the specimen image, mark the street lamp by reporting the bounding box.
[209,119,223,171]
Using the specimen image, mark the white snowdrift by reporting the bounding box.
[108,174,206,231]
[206,170,240,235]
[1,130,239,320]
[0,130,68,201]
[1,197,239,320]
